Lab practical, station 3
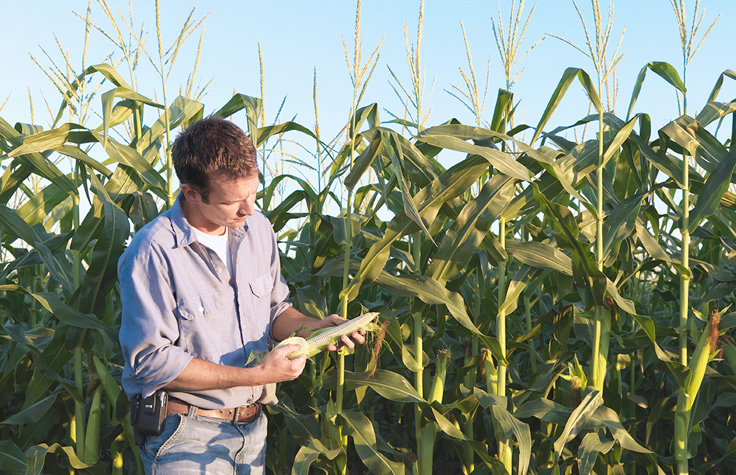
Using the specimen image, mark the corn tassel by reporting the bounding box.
[276,312,380,359]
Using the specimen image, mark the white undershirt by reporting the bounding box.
[192,227,232,274]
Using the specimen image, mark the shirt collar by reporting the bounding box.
[170,192,248,248]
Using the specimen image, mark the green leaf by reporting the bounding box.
[661,116,728,174]
[1,394,56,425]
[78,182,130,315]
[589,406,652,454]
[626,62,685,120]
[0,285,116,340]
[531,67,602,145]
[474,388,532,475]
[428,407,507,471]
[51,62,131,126]
[24,443,91,475]
[534,185,606,308]
[506,240,572,275]
[553,391,602,465]
[578,432,615,475]
[515,397,574,425]
[602,192,643,261]
[707,69,736,103]
[601,115,639,168]
[341,412,405,475]
[15,181,70,228]
[428,174,516,284]
[417,134,530,181]
[498,265,533,316]
[89,130,167,191]
[101,86,163,146]
[383,131,435,244]
[373,272,503,360]
[215,93,261,140]
[0,440,25,474]
[340,155,489,303]
[292,441,342,475]
[688,147,736,233]
[344,130,382,191]
[696,101,736,127]
[0,206,74,297]
[269,399,321,441]
[256,121,320,150]
[341,370,425,404]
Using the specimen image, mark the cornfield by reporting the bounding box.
[2,1,736,474]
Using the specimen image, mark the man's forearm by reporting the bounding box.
[164,344,306,392]
[164,358,268,391]
[271,306,325,341]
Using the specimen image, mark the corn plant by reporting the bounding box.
[4,1,736,474]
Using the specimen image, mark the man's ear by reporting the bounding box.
[181,184,203,204]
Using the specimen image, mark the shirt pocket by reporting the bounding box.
[249,274,274,299]
[176,293,223,320]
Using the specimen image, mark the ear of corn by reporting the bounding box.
[275,312,380,359]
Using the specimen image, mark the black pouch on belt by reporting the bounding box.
[131,389,168,446]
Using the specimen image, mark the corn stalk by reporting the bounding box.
[669,3,718,472]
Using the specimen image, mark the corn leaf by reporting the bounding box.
[474,388,532,475]
[661,116,728,175]
[344,130,382,191]
[15,181,69,228]
[707,69,736,103]
[578,432,615,475]
[590,406,652,453]
[340,370,425,404]
[417,133,530,181]
[292,441,342,475]
[626,62,685,120]
[341,412,405,475]
[0,285,116,340]
[77,179,130,316]
[553,391,602,465]
[531,67,602,145]
[0,440,25,474]
[373,272,504,360]
[0,206,74,297]
[24,443,91,475]
[688,147,736,234]
[428,174,516,284]
[602,191,643,261]
[101,87,162,146]
[0,394,56,425]
[341,155,489,302]
[383,131,434,243]
[428,407,507,472]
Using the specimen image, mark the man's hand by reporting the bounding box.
[257,344,307,384]
[318,314,367,352]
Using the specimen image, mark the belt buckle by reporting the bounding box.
[232,405,242,424]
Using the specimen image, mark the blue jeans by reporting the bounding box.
[140,407,267,474]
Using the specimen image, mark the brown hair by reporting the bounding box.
[172,116,258,200]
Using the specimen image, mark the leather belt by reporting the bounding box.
[167,399,262,424]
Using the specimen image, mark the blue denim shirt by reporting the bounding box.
[118,193,291,409]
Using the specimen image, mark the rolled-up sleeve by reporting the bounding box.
[118,245,193,399]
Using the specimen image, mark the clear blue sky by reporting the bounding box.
[2,0,734,146]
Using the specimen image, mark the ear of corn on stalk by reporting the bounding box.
[275,312,380,359]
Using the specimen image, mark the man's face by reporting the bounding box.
[182,173,260,235]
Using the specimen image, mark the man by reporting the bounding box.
[118,116,363,474]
